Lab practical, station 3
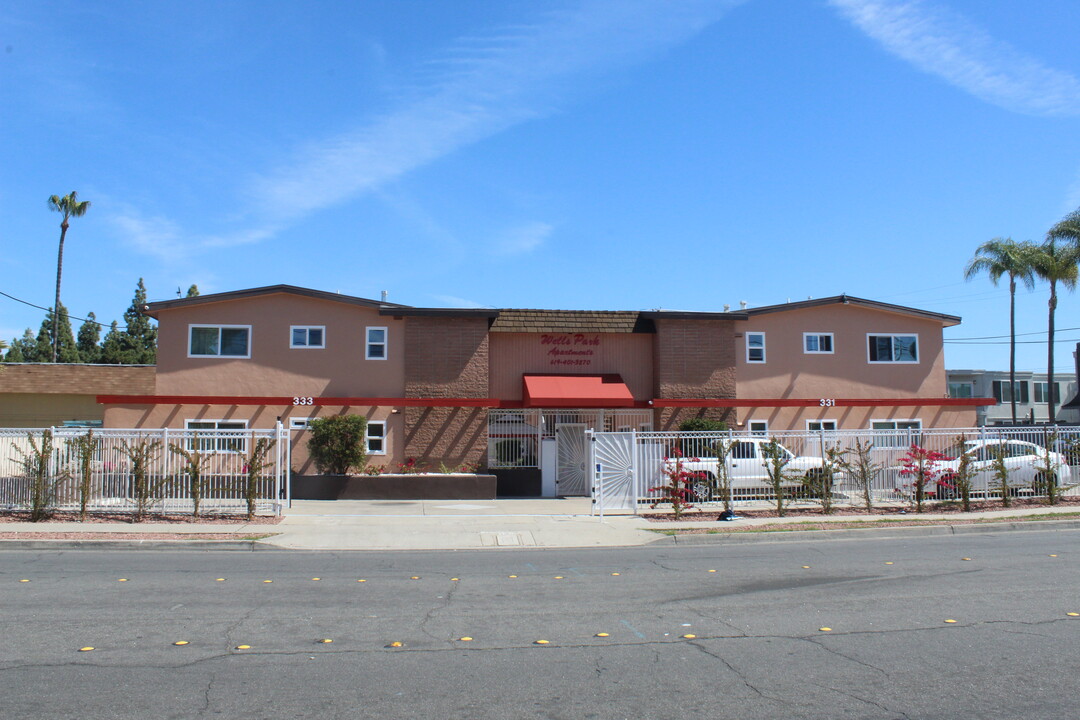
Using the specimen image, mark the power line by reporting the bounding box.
[945,338,1080,345]
[947,326,1080,341]
[0,289,109,329]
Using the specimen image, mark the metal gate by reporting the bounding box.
[556,424,589,495]
[588,431,636,512]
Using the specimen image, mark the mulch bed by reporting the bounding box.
[0,511,282,525]
[0,532,277,541]
[642,495,1080,522]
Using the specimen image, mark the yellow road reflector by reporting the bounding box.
[357,579,366,583]
[117,579,128,582]
[1050,554,1059,558]
[451,577,460,582]
[682,634,697,639]
[173,641,189,646]
[553,576,564,580]
[215,578,226,582]
[1068,613,1079,617]
[19,579,29,583]
[410,576,420,580]
[802,566,811,569]
[318,639,333,644]
[708,569,716,573]
[945,619,957,624]
[534,640,549,645]
[459,636,473,642]
[263,580,273,583]
[235,645,250,650]
[508,575,518,579]
[79,647,94,652]
[311,578,320,581]
[595,633,610,637]
[389,641,403,648]
[885,562,894,565]
[611,573,620,576]
[961,557,972,561]
[819,627,832,632]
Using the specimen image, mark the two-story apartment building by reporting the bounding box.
[97,286,983,495]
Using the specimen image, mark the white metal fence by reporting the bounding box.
[593,426,1080,513]
[0,426,290,516]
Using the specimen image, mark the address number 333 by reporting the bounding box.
[293,397,315,406]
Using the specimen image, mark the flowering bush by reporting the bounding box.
[397,458,427,475]
[650,449,704,520]
[897,444,947,513]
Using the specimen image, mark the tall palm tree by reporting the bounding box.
[1042,210,1080,424]
[964,237,1036,423]
[48,191,91,363]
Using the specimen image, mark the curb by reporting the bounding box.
[650,518,1080,546]
[0,539,276,551]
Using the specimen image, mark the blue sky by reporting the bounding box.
[2,0,1079,373]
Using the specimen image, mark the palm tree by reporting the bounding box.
[48,191,91,363]
[964,238,1036,423]
[1041,211,1080,424]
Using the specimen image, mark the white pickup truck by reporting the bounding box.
[662,438,833,499]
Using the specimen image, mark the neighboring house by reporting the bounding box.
[93,286,983,496]
[0,364,154,428]
[947,369,1080,426]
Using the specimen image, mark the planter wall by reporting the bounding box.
[292,473,497,500]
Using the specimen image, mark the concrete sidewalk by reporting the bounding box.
[1,499,1079,550]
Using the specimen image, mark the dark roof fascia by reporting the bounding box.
[378,308,501,318]
[639,311,749,321]
[743,295,961,326]
[144,285,411,317]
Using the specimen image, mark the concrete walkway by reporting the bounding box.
[2,499,1079,550]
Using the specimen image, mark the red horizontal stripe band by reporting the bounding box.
[651,398,994,408]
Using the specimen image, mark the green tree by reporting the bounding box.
[1028,237,1080,424]
[7,329,37,362]
[307,415,368,475]
[76,312,102,364]
[34,304,80,362]
[186,284,200,298]
[964,237,1035,423]
[47,191,91,362]
[123,278,157,364]
[99,321,126,364]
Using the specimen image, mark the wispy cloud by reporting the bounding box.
[829,0,1080,117]
[430,294,494,309]
[110,0,744,255]
[494,221,553,256]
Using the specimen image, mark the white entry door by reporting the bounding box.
[556,424,589,496]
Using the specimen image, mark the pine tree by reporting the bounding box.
[34,304,80,362]
[76,312,102,364]
[122,278,157,364]
[99,321,127,364]
[186,284,200,298]
[11,328,43,362]
[4,333,28,362]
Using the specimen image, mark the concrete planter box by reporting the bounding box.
[291,473,497,500]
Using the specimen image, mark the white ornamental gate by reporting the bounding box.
[587,430,637,513]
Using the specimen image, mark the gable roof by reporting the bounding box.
[144,284,410,317]
[743,294,961,326]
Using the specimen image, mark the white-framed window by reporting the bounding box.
[366,327,388,360]
[289,418,313,430]
[290,326,325,349]
[1034,382,1060,405]
[992,381,1029,404]
[867,334,918,364]
[185,419,247,453]
[746,332,766,363]
[870,419,922,447]
[803,333,834,354]
[806,420,837,432]
[748,420,768,435]
[189,325,251,358]
[366,421,386,455]
[948,382,974,399]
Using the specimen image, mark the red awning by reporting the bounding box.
[522,374,636,408]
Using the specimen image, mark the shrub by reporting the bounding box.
[169,438,206,518]
[12,430,62,522]
[897,444,946,513]
[650,448,700,520]
[991,443,1011,508]
[244,437,275,520]
[761,438,795,516]
[678,418,728,433]
[71,430,100,522]
[838,438,880,512]
[118,436,165,522]
[307,415,368,475]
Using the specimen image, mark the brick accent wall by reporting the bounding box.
[403,317,490,466]
[0,364,155,395]
[653,319,738,430]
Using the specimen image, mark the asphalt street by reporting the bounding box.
[2,528,1079,719]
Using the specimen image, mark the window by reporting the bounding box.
[992,380,1029,404]
[871,419,922,447]
[366,327,387,360]
[366,421,386,455]
[807,420,837,432]
[867,334,918,363]
[803,333,834,354]
[746,332,766,363]
[189,325,250,358]
[185,420,247,452]
[731,441,757,459]
[748,420,768,435]
[290,326,325,349]
[948,382,974,399]
[289,418,313,430]
[1034,382,1060,405]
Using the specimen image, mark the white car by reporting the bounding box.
[891,439,1072,496]
[661,438,832,499]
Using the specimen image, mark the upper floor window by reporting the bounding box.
[803,333,834,354]
[189,325,250,358]
[366,327,387,360]
[948,382,974,399]
[290,326,324,349]
[993,380,1029,404]
[867,334,918,363]
[746,332,766,363]
[1034,382,1060,405]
